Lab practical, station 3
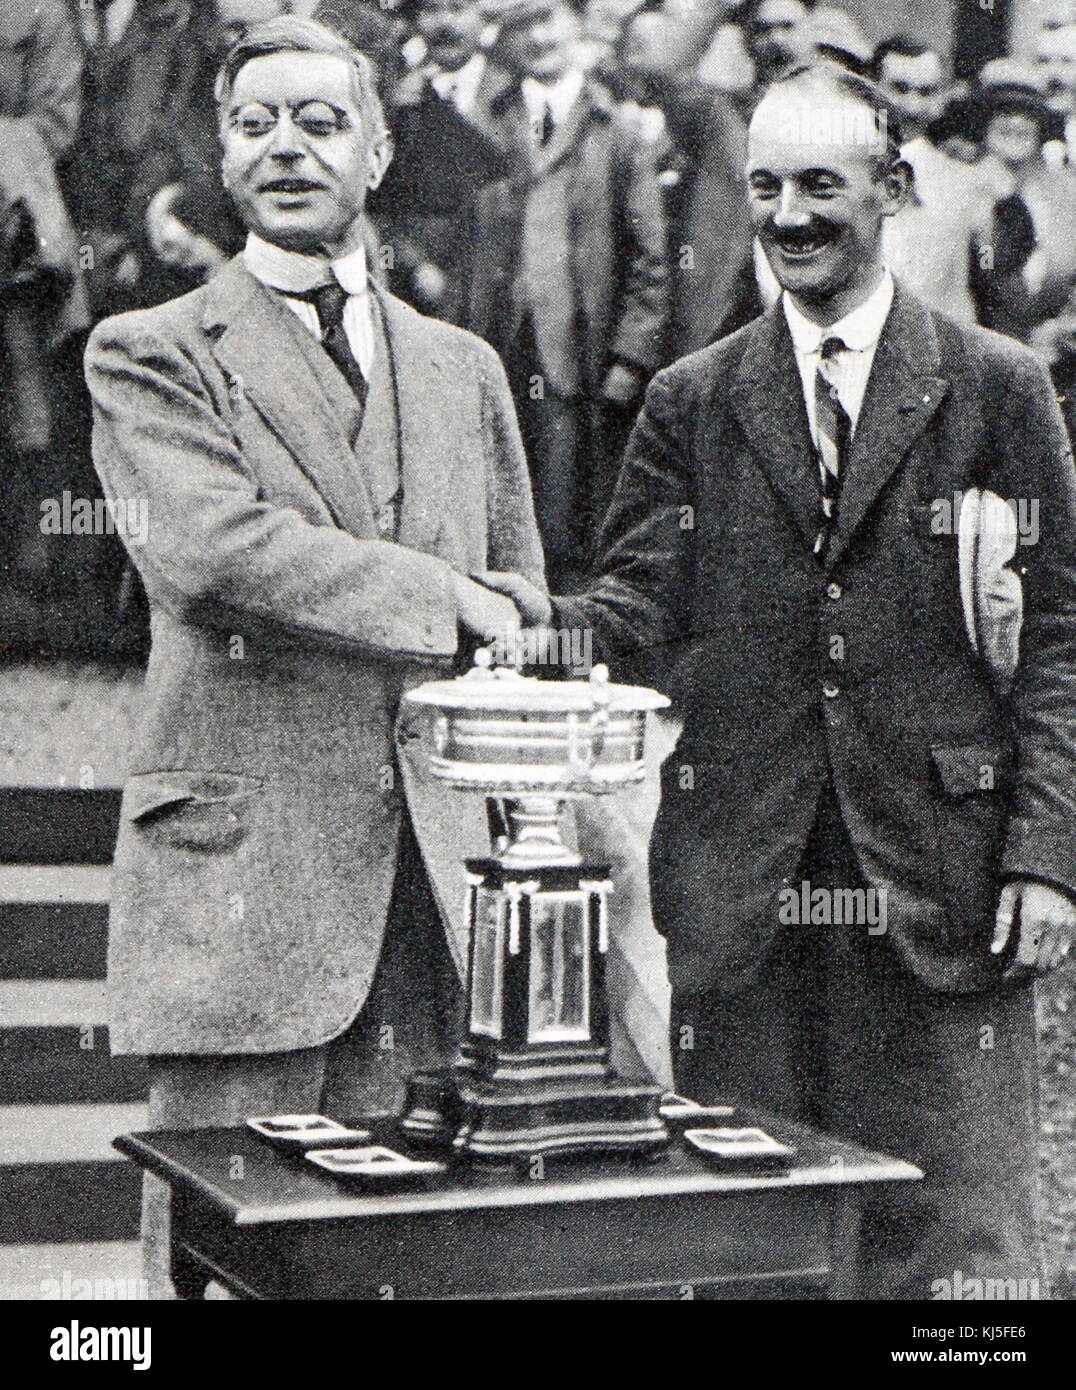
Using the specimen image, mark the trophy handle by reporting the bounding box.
[584,664,611,773]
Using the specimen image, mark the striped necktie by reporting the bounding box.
[813,335,851,557]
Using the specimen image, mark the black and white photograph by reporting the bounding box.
[0,0,1074,1346]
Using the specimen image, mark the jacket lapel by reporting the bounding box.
[825,286,948,567]
[375,288,454,556]
[469,60,517,151]
[533,84,595,177]
[487,77,599,179]
[730,304,822,554]
[203,257,377,538]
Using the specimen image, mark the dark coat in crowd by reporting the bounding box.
[68,0,206,245]
[466,76,668,403]
[373,58,513,323]
[977,162,1076,344]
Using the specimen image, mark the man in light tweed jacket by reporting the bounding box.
[85,16,543,1295]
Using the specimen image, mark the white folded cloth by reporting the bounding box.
[958,487,1023,693]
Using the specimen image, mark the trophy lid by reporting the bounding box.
[403,650,670,714]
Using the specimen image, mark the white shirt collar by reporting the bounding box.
[521,67,584,129]
[243,232,369,298]
[783,269,895,356]
[429,53,486,112]
[81,0,136,46]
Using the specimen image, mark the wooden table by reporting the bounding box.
[115,1110,921,1300]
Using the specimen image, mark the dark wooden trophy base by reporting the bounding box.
[401,853,670,1162]
[401,1058,668,1163]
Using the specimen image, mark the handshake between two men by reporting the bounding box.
[451,569,555,654]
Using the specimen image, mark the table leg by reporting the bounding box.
[828,1192,862,1299]
[171,1241,212,1301]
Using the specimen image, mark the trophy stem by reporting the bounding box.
[498,795,579,867]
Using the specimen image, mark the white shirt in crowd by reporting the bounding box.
[521,67,585,144]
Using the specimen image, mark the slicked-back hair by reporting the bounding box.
[215,15,390,149]
[764,60,907,178]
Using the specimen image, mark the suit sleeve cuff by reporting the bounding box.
[386,549,458,660]
[1002,816,1076,903]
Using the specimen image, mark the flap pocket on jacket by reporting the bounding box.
[124,770,263,852]
[930,744,1013,797]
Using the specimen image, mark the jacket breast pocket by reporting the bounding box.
[124,770,263,854]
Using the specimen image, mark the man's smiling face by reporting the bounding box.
[746,77,906,312]
[221,51,377,255]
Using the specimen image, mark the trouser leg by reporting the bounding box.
[320,814,463,1118]
[669,789,1044,1299]
[142,1046,325,1299]
[669,921,821,1119]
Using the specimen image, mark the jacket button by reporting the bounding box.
[827,582,842,600]
[823,680,840,699]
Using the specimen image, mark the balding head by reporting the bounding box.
[752,63,904,175]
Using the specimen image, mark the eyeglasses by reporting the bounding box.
[228,100,353,140]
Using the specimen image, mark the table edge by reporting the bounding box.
[114,1132,923,1226]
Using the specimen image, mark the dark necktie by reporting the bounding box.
[293,280,368,407]
[813,335,851,558]
[538,100,555,148]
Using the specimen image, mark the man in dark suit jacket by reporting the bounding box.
[483,62,1076,1297]
[464,0,668,585]
[86,16,541,1295]
[1,0,87,603]
[372,0,511,323]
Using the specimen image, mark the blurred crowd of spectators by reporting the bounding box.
[4,0,1076,647]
